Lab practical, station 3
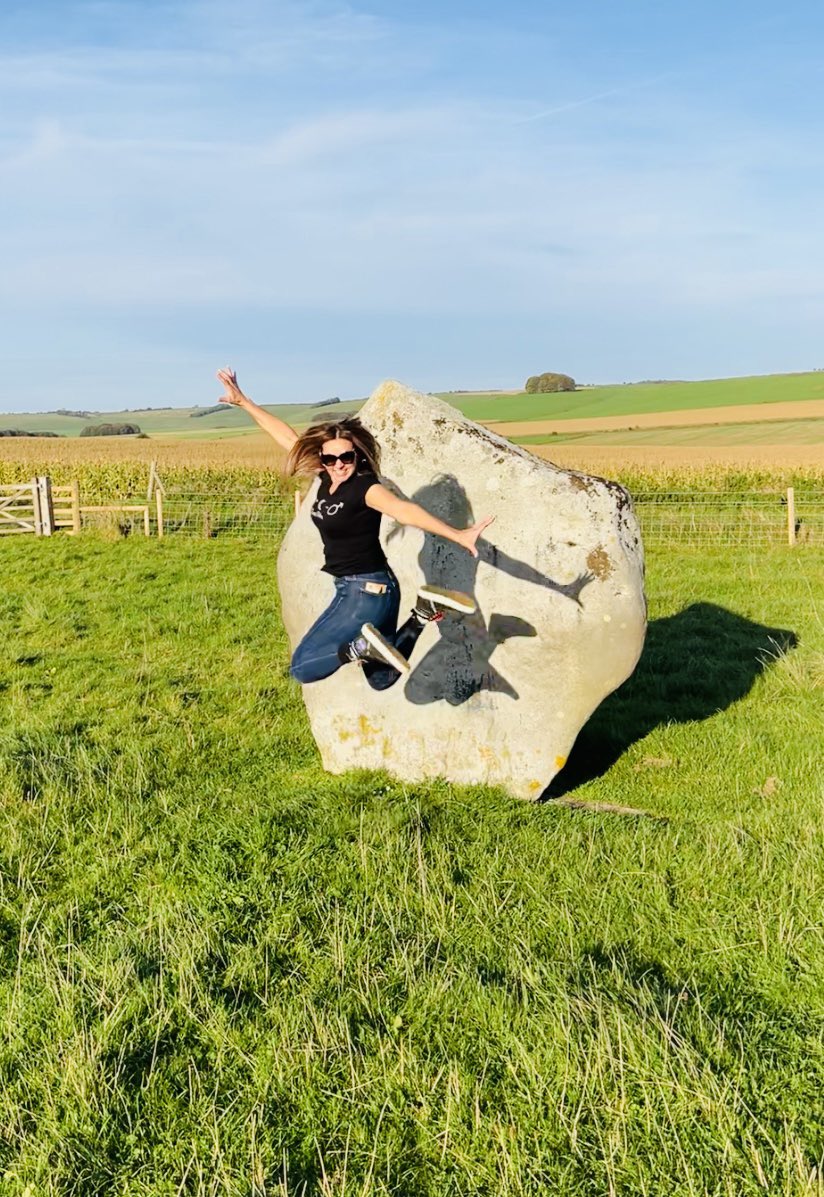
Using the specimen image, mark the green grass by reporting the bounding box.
[0,537,823,1194]
[439,371,824,424]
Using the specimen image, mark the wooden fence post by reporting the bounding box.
[147,460,166,538]
[31,477,41,535]
[71,480,82,535]
[34,476,54,537]
[787,487,796,546]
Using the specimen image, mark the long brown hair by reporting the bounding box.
[286,415,381,477]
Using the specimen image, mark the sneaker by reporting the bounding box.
[412,585,476,623]
[339,623,411,673]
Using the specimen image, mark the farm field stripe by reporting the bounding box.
[485,397,824,438]
[6,370,824,440]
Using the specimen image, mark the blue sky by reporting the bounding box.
[3,0,824,412]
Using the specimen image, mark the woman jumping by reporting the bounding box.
[216,369,494,691]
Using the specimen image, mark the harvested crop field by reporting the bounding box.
[482,397,824,472]
[486,398,824,438]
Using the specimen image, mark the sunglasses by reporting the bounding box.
[319,450,356,466]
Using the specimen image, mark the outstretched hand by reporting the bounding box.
[458,515,495,557]
[216,367,247,407]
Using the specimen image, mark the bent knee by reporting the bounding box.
[289,652,342,685]
[289,656,313,684]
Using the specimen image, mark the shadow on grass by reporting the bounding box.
[542,602,798,800]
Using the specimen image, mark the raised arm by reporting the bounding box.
[365,483,494,558]
[216,368,299,453]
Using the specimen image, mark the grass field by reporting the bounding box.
[2,370,824,481]
[446,372,824,424]
[0,400,364,441]
[5,371,824,441]
[1,535,823,1195]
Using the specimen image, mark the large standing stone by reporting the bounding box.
[277,381,646,799]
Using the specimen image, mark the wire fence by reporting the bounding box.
[7,478,820,547]
[160,491,294,540]
[150,488,824,548]
[632,490,824,546]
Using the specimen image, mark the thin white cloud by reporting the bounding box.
[515,74,675,125]
[260,105,469,165]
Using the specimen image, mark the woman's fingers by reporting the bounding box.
[216,366,243,405]
[458,514,494,556]
[467,515,494,540]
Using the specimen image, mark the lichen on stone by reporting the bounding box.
[586,545,614,580]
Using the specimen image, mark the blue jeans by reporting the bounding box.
[289,568,422,691]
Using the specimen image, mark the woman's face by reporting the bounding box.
[320,437,357,484]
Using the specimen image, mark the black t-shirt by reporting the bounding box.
[310,470,388,576]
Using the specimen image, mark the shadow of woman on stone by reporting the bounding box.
[542,602,798,799]
[384,473,592,705]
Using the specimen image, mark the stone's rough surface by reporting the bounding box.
[277,381,647,799]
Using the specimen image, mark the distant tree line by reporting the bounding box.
[80,423,142,437]
[524,372,576,393]
[190,405,229,418]
[312,397,341,408]
[0,429,61,438]
[49,406,179,415]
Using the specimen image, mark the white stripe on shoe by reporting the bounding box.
[417,585,476,615]
[361,623,411,673]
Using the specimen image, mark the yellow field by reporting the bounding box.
[0,433,285,470]
[2,430,820,474]
[528,443,824,474]
[1,407,822,490]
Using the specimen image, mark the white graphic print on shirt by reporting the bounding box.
[312,498,344,521]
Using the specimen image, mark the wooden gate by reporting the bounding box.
[0,477,75,536]
[0,477,147,537]
[0,481,39,535]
